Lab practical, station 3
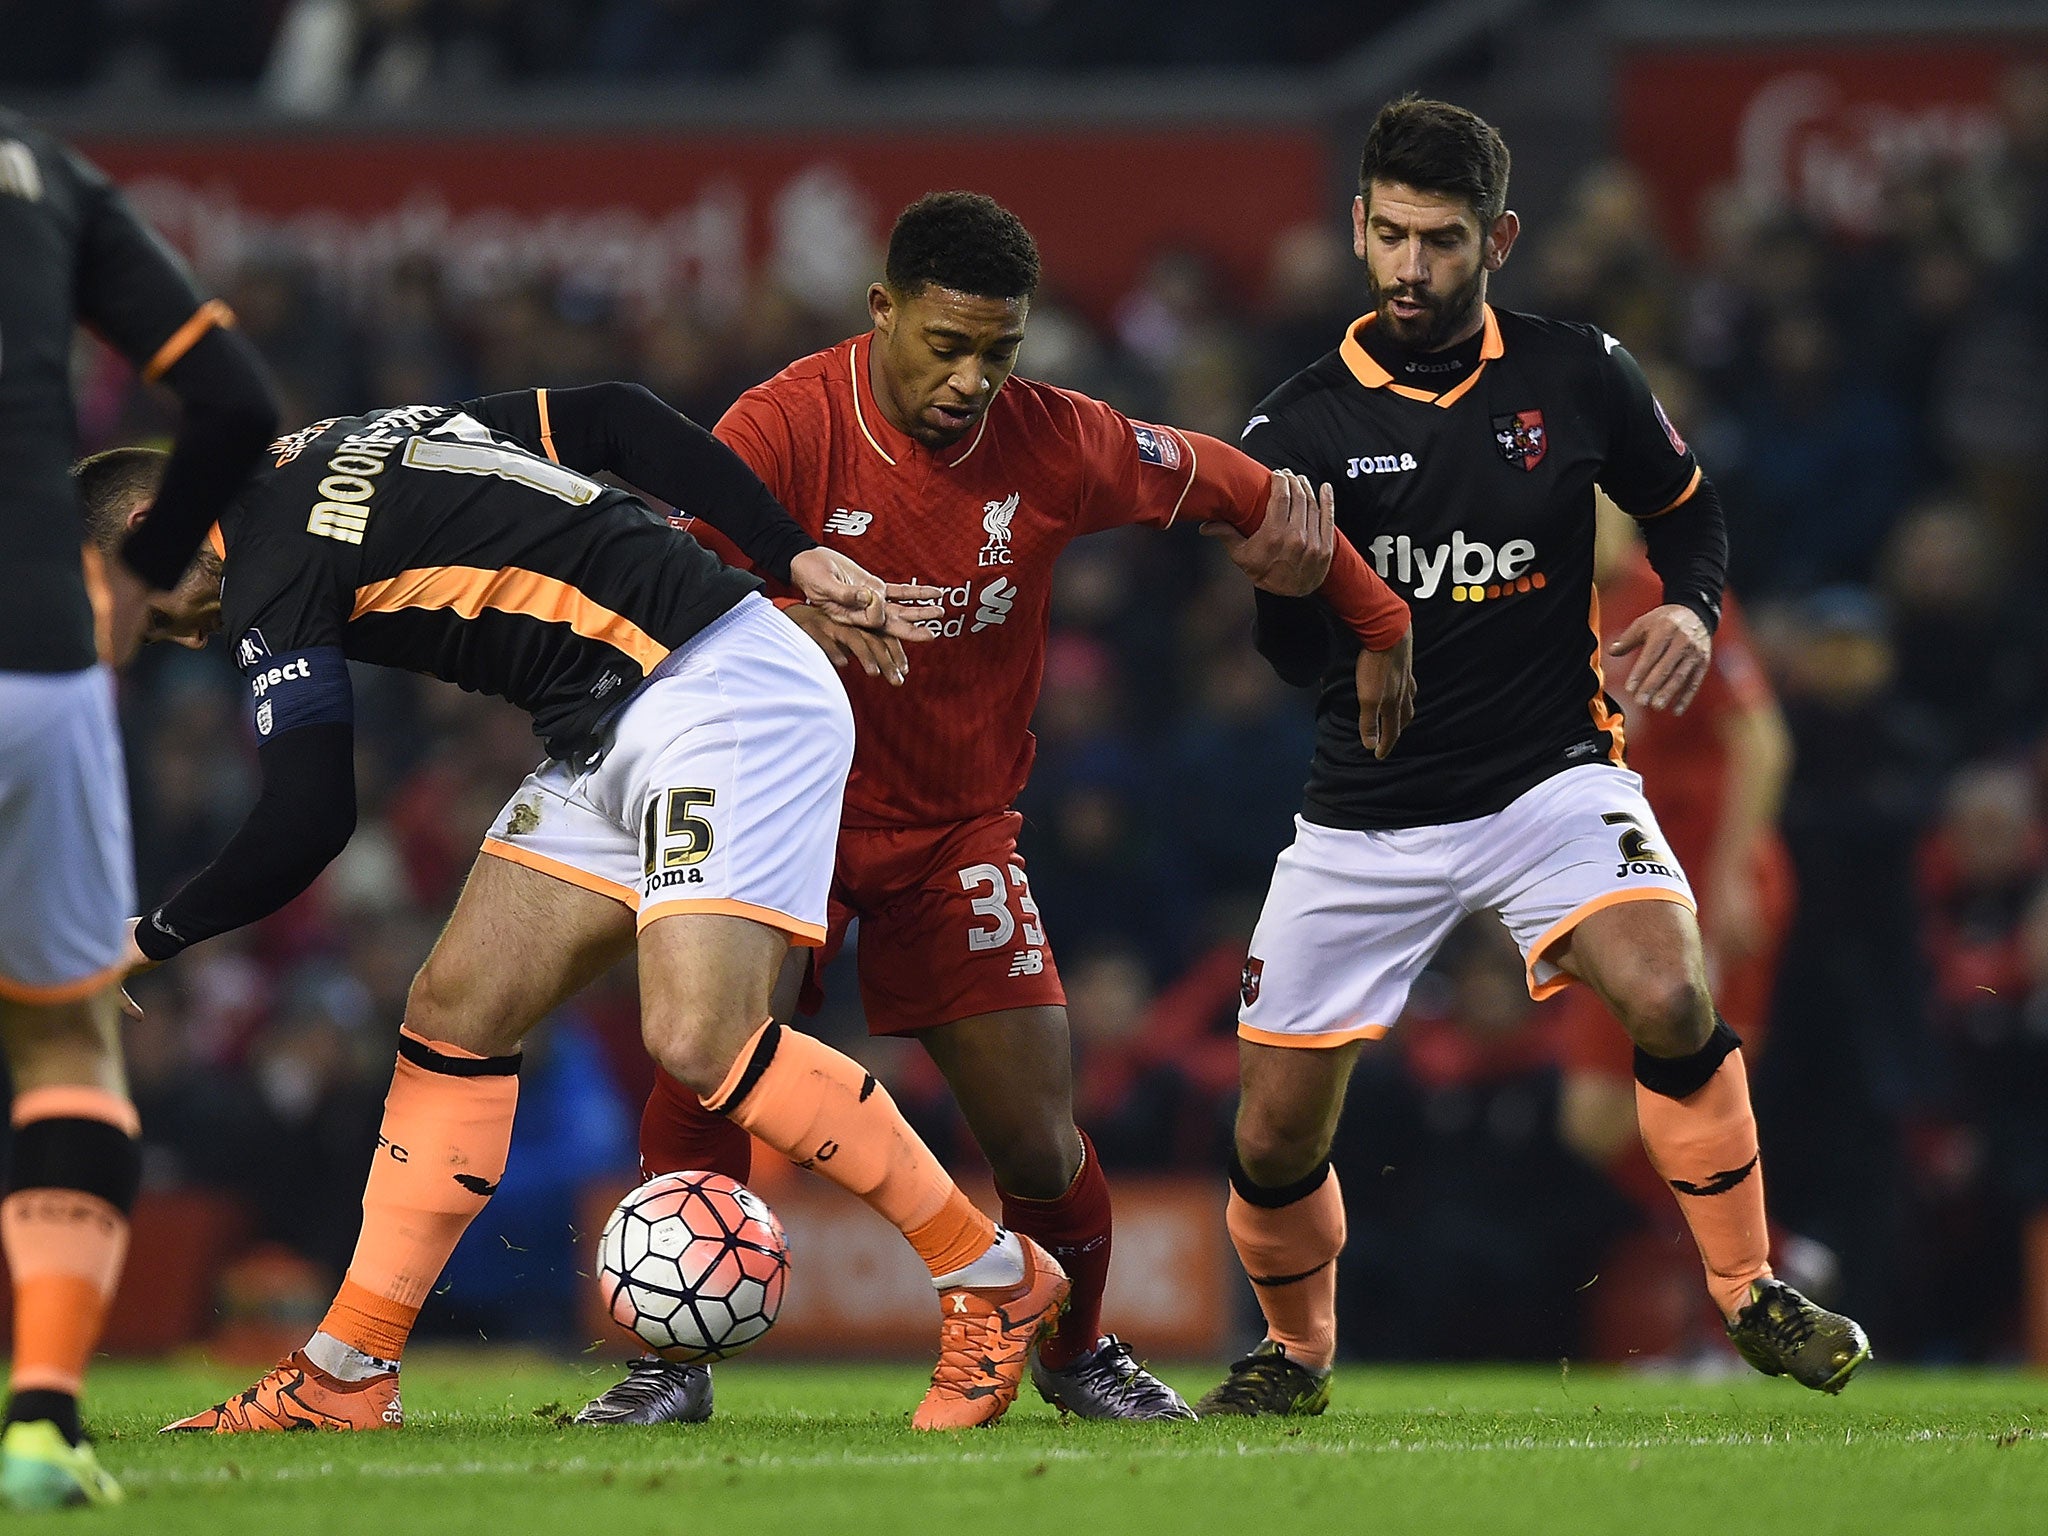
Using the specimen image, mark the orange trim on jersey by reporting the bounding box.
[351,566,670,674]
[1163,425,1199,528]
[205,523,227,561]
[1237,1020,1392,1049]
[1339,305,1503,408]
[78,544,114,664]
[141,299,235,383]
[847,340,899,467]
[535,388,560,464]
[1526,887,1697,1001]
[0,959,131,1010]
[479,838,638,908]
[1587,588,1627,765]
[12,1084,141,1136]
[1639,465,1703,519]
[636,897,827,947]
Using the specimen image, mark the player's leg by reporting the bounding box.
[1200,819,1460,1417]
[1495,765,1868,1392]
[917,1005,1193,1420]
[0,666,141,1507]
[167,850,636,1432]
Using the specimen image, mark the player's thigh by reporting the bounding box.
[0,989,126,1098]
[851,811,1065,1037]
[918,1005,1081,1198]
[636,911,794,1094]
[1552,896,1713,1056]
[408,850,636,1056]
[0,667,134,1017]
[1467,766,1699,1014]
[1237,817,1464,1051]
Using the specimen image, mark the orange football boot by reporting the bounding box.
[912,1234,1070,1431]
[161,1350,402,1433]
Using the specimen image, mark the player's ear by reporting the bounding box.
[122,497,153,536]
[1484,210,1520,272]
[1351,195,1369,260]
[868,282,896,336]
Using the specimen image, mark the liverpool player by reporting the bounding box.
[581,192,1413,1426]
[1198,97,1869,1416]
[101,381,1070,1434]
[0,109,278,1508]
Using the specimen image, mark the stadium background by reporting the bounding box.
[6,0,2047,1371]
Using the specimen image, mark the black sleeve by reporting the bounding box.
[1638,475,1728,634]
[65,143,281,588]
[466,383,817,584]
[119,326,281,590]
[135,723,358,961]
[1254,589,1340,687]
[1592,336,1702,521]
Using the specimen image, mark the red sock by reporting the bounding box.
[1000,1131,1111,1370]
[641,1066,752,1184]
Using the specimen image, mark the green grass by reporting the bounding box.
[45,1355,2047,1534]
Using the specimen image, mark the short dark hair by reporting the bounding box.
[885,191,1040,302]
[74,446,169,552]
[1358,95,1511,225]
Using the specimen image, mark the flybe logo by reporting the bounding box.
[1368,532,1547,603]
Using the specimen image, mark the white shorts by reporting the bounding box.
[0,666,135,1002]
[1239,764,1694,1048]
[479,594,852,944]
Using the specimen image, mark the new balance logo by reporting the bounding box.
[972,577,1016,632]
[1007,950,1044,977]
[824,508,873,536]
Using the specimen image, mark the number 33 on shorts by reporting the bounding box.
[958,862,1047,975]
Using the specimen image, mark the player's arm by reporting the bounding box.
[68,144,281,656]
[126,651,357,969]
[466,383,818,582]
[1703,616,1791,962]
[1594,339,1728,715]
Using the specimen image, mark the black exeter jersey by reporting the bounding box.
[0,110,220,670]
[218,396,760,760]
[1246,305,1705,830]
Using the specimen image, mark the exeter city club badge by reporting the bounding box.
[1493,409,1547,471]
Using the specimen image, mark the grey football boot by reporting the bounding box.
[574,1357,713,1425]
[1030,1335,1196,1421]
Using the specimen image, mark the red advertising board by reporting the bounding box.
[1618,40,2040,256]
[79,128,1325,323]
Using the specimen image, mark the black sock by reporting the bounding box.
[7,1389,82,1446]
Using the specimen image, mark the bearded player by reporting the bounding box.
[579,192,1414,1426]
[1197,97,1868,1416]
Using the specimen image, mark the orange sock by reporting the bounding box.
[1225,1161,1345,1372]
[707,1022,995,1279]
[1635,1048,1772,1319]
[4,1087,141,1399]
[319,1029,519,1362]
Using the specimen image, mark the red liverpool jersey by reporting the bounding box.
[695,332,1405,828]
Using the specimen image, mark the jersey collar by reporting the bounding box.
[847,332,993,470]
[1340,304,1503,408]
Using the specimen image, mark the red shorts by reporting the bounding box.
[1555,838,1794,1080]
[800,810,1067,1035]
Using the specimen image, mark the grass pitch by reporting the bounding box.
[64,1355,2045,1534]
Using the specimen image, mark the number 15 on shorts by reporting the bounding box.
[958,862,1047,976]
[644,787,715,892]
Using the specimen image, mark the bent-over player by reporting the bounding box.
[1198,97,1869,1416]
[584,192,1413,1427]
[101,382,1071,1433]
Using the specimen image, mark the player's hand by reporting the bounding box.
[1355,624,1415,760]
[781,602,911,686]
[1202,470,1335,597]
[116,919,158,1019]
[787,548,941,642]
[1609,603,1711,715]
[99,558,154,668]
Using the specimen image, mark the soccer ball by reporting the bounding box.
[597,1171,790,1362]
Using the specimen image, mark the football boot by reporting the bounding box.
[574,1357,714,1426]
[1193,1340,1331,1418]
[1031,1335,1195,1421]
[1725,1278,1871,1393]
[912,1234,1069,1430]
[162,1349,402,1432]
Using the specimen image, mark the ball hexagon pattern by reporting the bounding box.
[598,1171,790,1362]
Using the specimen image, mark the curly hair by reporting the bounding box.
[884,191,1040,302]
[1358,95,1512,224]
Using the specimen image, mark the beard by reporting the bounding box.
[1369,263,1486,351]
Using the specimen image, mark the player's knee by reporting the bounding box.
[1234,1107,1332,1189]
[986,1122,1082,1201]
[641,1006,755,1100]
[403,953,500,1052]
[1613,971,1713,1059]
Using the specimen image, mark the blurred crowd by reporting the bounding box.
[74,64,2048,1363]
[0,0,1395,104]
